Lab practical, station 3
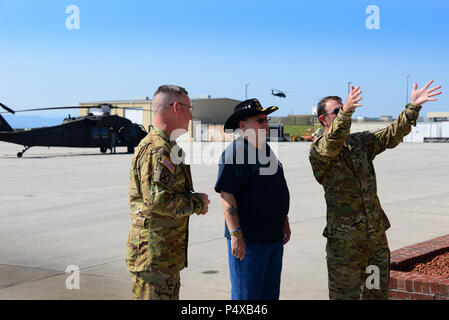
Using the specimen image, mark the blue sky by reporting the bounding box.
[0,0,448,124]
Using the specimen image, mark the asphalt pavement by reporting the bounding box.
[1,141,448,300]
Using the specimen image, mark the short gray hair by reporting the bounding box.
[153,85,189,113]
[154,85,188,97]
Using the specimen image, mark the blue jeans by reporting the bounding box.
[227,239,284,300]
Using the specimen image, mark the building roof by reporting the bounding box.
[428,112,449,118]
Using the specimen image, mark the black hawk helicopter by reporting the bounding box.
[0,102,148,157]
[271,89,286,98]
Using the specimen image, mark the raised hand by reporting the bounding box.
[342,85,363,113]
[411,80,442,106]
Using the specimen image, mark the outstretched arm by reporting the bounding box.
[369,80,442,158]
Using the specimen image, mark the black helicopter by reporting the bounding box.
[271,89,286,98]
[0,102,148,157]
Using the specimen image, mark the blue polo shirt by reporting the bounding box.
[214,137,290,243]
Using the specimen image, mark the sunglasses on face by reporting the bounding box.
[322,107,341,117]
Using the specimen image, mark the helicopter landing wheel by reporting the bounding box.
[100,147,107,154]
[17,146,31,158]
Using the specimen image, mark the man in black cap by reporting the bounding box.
[214,98,291,300]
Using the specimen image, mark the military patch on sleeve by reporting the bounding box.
[161,156,175,175]
[159,167,170,185]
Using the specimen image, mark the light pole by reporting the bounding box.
[245,84,250,100]
[347,81,353,94]
[406,75,410,104]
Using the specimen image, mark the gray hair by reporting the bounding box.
[154,84,188,96]
[153,85,189,114]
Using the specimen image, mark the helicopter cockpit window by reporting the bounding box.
[91,127,109,139]
[92,127,101,139]
[101,127,109,138]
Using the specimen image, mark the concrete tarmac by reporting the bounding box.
[0,141,448,300]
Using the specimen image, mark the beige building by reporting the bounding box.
[428,112,449,122]
[79,98,152,129]
[191,98,241,124]
[350,121,392,133]
[79,97,241,140]
[270,114,315,126]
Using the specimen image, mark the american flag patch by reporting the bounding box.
[161,156,175,174]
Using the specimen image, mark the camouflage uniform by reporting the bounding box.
[309,103,421,300]
[126,126,205,300]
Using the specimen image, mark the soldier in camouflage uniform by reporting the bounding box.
[126,85,210,300]
[309,81,442,299]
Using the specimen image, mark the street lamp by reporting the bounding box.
[245,84,250,100]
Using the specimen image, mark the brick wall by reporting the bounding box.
[389,234,449,300]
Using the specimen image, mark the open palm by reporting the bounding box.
[411,80,442,106]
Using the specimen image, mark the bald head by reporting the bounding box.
[152,85,189,114]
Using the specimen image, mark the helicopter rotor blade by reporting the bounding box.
[0,102,16,114]
[0,104,153,114]
[110,106,153,112]
[2,106,96,113]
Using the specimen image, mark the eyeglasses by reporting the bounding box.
[247,117,271,125]
[170,102,194,114]
[322,107,341,117]
[258,117,271,124]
